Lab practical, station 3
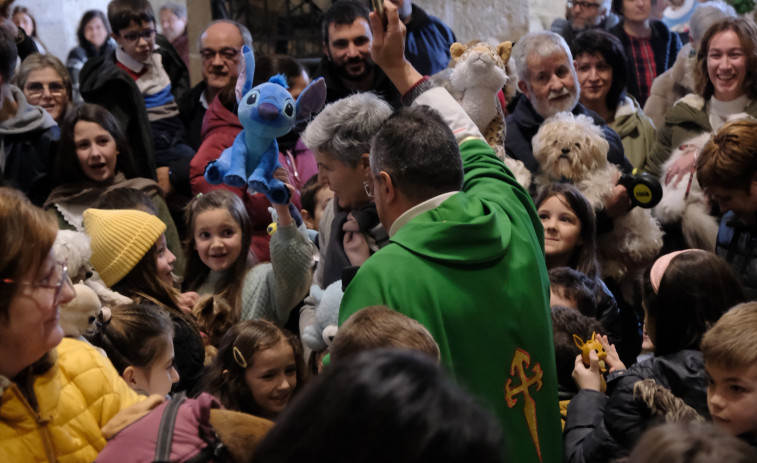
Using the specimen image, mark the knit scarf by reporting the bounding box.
[44,173,162,231]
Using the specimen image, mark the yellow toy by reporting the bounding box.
[573,332,608,392]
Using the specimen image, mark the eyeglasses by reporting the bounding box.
[25,82,66,98]
[200,47,240,62]
[363,180,374,198]
[569,1,601,8]
[2,260,74,304]
[119,28,156,42]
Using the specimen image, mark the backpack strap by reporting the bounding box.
[154,393,187,463]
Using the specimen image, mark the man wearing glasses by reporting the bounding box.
[178,20,251,151]
[550,0,618,48]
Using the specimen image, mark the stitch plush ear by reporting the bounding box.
[235,45,256,103]
[295,77,327,122]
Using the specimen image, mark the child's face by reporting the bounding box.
[155,234,176,286]
[114,20,156,63]
[127,333,179,396]
[74,120,119,183]
[193,208,243,272]
[244,339,297,419]
[538,194,583,265]
[312,186,334,231]
[707,362,757,438]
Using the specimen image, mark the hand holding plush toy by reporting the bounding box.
[204,45,326,204]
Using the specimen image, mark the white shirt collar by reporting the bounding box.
[389,191,458,237]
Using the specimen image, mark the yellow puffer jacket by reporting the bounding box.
[0,338,140,462]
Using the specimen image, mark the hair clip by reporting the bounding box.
[232,346,248,368]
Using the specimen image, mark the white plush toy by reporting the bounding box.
[60,283,102,339]
[53,230,132,308]
[302,280,344,352]
[431,39,531,188]
[654,132,718,251]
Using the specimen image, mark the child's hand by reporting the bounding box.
[573,350,602,391]
[596,333,626,372]
[272,183,296,227]
[177,291,199,316]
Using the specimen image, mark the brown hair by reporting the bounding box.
[697,119,757,191]
[642,251,746,356]
[331,306,441,362]
[694,17,757,101]
[86,301,174,374]
[627,422,757,463]
[0,187,57,322]
[202,319,306,416]
[702,301,757,370]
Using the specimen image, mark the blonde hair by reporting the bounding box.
[702,301,757,370]
[331,306,441,362]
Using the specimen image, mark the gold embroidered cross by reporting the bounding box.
[504,348,544,462]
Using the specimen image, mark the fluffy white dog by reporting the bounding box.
[532,112,664,280]
[653,132,718,251]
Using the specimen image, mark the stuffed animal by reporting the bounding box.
[302,280,343,352]
[192,295,235,364]
[653,132,718,251]
[60,283,102,339]
[532,112,664,280]
[431,40,531,187]
[53,230,132,308]
[574,331,608,392]
[204,45,327,204]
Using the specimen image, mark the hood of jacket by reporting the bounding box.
[612,95,645,137]
[390,189,509,265]
[0,86,56,135]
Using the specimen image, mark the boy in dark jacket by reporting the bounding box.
[80,0,192,197]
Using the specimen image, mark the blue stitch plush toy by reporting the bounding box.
[204,45,326,204]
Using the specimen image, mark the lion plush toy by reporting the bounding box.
[431,40,531,187]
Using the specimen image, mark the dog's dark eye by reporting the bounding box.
[88,316,96,324]
[575,142,581,149]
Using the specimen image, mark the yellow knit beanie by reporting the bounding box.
[83,208,167,287]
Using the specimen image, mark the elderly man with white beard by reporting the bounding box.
[505,31,631,178]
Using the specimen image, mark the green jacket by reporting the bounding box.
[643,94,757,176]
[340,88,562,463]
[609,95,657,170]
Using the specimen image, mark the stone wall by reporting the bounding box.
[14,0,110,62]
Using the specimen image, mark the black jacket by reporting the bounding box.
[564,349,708,462]
[313,56,402,109]
[177,81,208,151]
[505,94,632,174]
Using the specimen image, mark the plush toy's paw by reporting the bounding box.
[268,179,290,205]
[204,161,224,185]
[224,173,247,188]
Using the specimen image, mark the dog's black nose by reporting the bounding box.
[561,147,571,155]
